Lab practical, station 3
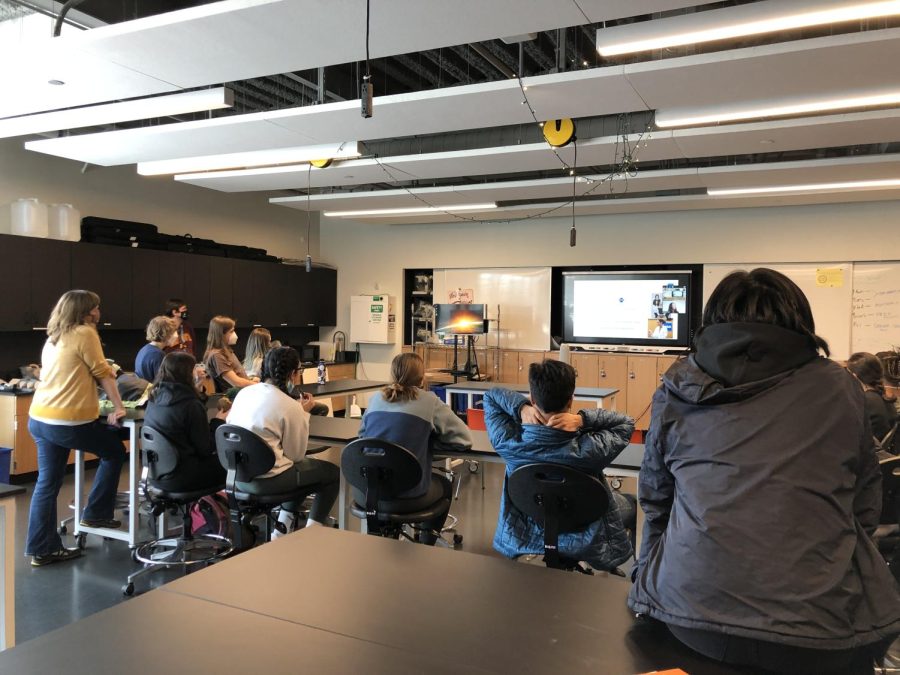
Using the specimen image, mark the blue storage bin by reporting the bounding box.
[0,448,11,484]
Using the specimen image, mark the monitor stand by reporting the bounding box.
[449,335,481,382]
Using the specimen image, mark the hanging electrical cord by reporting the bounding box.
[305,162,313,272]
[570,139,577,247]
[361,0,373,117]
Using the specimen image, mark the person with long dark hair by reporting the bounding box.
[358,352,472,544]
[143,352,225,491]
[226,347,340,528]
[26,290,127,566]
[629,268,900,674]
[203,316,257,393]
[847,351,898,454]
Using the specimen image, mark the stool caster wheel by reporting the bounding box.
[59,524,67,535]
[122,583,134,597]
[75,533,87,550]
[453,534,463,547]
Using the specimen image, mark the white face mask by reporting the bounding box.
[227,331,238,346]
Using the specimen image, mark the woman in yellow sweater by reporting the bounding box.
[26,290,127,566]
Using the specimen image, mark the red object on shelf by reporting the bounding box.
[630,430,644,444]
[467,408,486,431]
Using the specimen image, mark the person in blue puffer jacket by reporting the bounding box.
[484,359,636,571]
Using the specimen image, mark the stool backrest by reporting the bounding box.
[877,423,898,455]
[341,437,422,498]
[508,462,609,533]
[141,426,180,480]
[215,424,276,484]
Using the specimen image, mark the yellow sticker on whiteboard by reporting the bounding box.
[816,268,843,287]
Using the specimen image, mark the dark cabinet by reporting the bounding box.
[0,235,71,331]
[312,267,337,326]
[131,249,161,330]
[0,235,336,332]
[71,243,132,329]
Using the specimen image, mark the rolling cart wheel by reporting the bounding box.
[59,524,67,535]
[122,583,134,597]
[453,534,463,547]
[75,533,87,550]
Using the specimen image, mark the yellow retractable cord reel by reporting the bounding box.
[542,119,578,246]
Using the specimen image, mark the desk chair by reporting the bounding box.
[507,462,609,575]
[876,423,898,456]
[342,437,459,546]
[215,424,320,549]
[877,455,900,580]
[124,426,233,596]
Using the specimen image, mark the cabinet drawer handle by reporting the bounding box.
[629,371,635,379]
[600,369,606,378]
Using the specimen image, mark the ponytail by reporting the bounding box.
[381,352,425,403]
[262,346,300,395]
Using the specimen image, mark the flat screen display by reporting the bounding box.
[434,304,486,334]
[562,271,693,347]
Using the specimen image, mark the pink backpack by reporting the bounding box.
[189,492,231,538]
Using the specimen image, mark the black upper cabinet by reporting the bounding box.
[0,235,336,332]
[71,243,131,329]
[209,257,233,324]
[0,235,71,331]
[312,267,337,326]
[0,235,35,331]
[131,249,161,330]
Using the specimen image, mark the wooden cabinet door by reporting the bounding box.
[72,243,132,329]
[517,351,546,385]
[209,258,233,323]
[158,253,185,316]
[30,238,72,328]
[231,260,258,326]
[656,356,679,384]
[425,346,449,371]
[626,355,659,430]
[184,254,212,327]
[598,354,629,412]
[131,249,161,330]
[0,235,35,330]
[13,415,38,474]
[312,267,337,327]
[499,350,519,384]
[571,353,599,387]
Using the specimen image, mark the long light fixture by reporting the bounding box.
[0,87,233,140]
[137,141,361,176]
[708,178,900,196]
[174,163,317,183]
[597,0,900,56]
[656,91,900,128]
[322,204,497,218]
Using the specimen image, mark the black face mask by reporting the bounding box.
[179,310,188,320]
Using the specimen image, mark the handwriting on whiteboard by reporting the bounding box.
[852,288,900,334]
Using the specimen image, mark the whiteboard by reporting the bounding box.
[852,262,900,354]
[433,267,551,351]
[704,263,853,360]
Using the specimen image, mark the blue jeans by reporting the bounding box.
[25,418,126,556]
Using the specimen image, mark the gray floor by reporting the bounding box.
[11,458,516,645]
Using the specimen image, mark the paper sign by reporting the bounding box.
[815,268,843,287]
[449,288,474,304]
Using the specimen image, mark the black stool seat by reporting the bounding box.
[146,483,225,504]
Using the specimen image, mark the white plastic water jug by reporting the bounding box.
[48,203,81,242]
[10,198,48,238]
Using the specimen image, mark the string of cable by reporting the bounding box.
[359,111,653,226]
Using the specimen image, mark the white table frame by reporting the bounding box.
[72,417,144,547]
[441,382,619,411]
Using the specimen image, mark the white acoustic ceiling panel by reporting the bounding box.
[26,28,900,167]
[3,0,707,119]
[625,28,900,113]
[698,154,900,189]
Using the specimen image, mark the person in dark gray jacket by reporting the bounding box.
[628,268,900,675]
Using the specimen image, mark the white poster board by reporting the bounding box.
[704,263,853,360]
[433,267,552,351]
[851,262,900,354]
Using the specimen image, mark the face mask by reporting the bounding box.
[179,310,188,320]
[227,332,238,346]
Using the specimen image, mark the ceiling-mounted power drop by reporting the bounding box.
[542,118,576,147]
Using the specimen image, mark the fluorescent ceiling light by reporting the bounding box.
[323,204,497,218]
[657,91,900,127]
[597,0,900,56]
[174,163,315,182]
[0,88,233,140]
[708,178,900,196]
[138,141,361,176]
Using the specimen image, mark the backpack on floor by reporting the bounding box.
[190,492,231,538]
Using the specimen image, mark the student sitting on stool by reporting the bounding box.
[484,359,636,571]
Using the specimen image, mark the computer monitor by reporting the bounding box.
[434,304,487,335]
